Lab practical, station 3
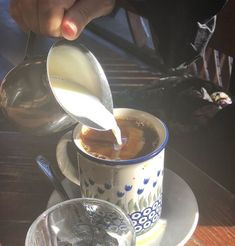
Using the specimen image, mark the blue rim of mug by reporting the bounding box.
[73,120,169,166]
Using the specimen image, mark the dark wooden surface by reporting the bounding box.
[0,31,234,245]
[0,1,235,245]
[0,45,235,246]
[0,127,234,246]
[0,130,58,246]
[166,149,235,246]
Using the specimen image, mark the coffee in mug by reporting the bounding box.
[57,108,168,235]
[80,118,159,161]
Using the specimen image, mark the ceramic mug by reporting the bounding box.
[57,108,168,235]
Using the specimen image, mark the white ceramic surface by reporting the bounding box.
[57,108,169,235]
[47,169,199,246]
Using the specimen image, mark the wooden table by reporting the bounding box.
[165,149,235,246]
[0,127,234,246]
[0,51,234,246]
[0,2,234,244]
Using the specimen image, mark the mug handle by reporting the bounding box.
[56,130,80,186]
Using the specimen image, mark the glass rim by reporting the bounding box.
[25,197,135,245]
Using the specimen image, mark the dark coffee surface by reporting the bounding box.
[80,118,159,160]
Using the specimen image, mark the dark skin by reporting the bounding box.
[9,0,116,40]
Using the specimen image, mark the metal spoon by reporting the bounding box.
[36,155,70,201]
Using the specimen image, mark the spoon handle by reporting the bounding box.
[36,155,70,201]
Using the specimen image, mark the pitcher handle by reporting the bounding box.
[56,130,80,186]
[24,31,37,60]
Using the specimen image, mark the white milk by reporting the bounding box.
[48,44,122,145]
[51,76,122,145]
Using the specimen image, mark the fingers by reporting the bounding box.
[37,0,75,36]
[9,0,116,39]
[61,0,116,40]
[9,0,75,37]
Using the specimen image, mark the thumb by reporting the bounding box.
[61,0,115,40]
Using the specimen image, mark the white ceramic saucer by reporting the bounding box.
[47,169,199,246]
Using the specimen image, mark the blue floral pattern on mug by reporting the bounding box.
[84,180,89,187]
[152,181,157,187]
[144,178,150,185]
[117,191,125,198]
[125,185,132,192]
[97,187,105,194]
[88,178,95,185]
[104,183,112,190]
[137,188,144,195]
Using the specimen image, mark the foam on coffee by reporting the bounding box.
[80,117,159,160]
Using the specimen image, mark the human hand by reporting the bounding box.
[10,0,116,40]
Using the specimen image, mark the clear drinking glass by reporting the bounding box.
[25,198,136,246]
